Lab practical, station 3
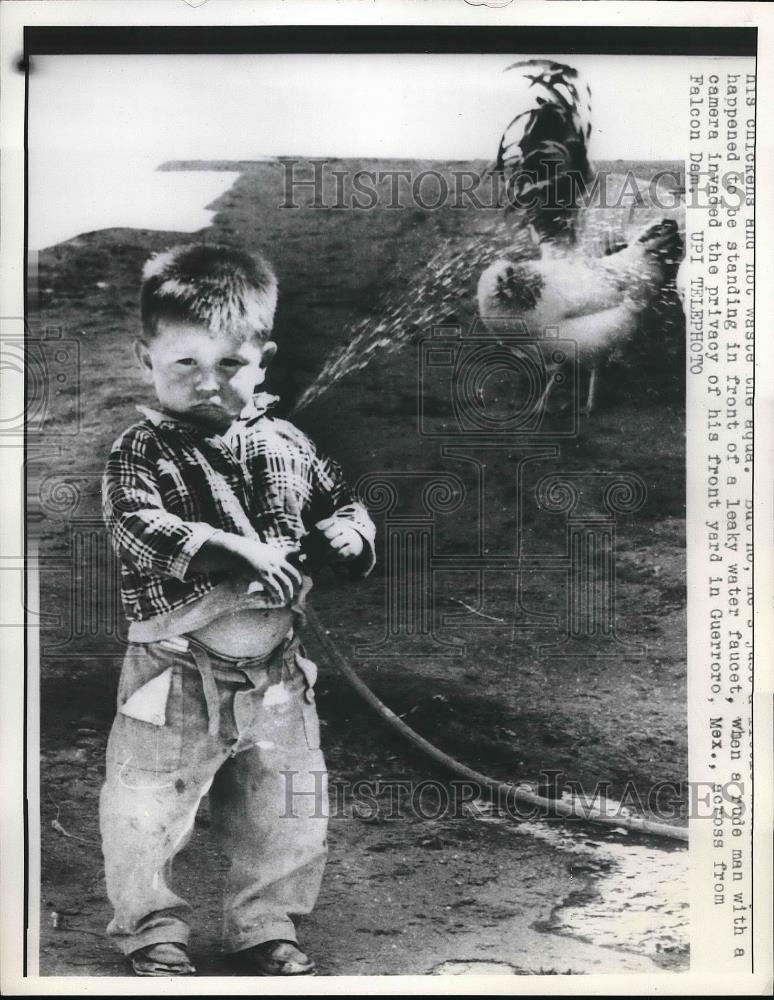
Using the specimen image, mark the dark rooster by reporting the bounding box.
[480,59,683,414]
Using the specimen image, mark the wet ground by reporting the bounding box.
[38,701,687,977]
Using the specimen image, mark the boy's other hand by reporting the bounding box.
[314,518,364,562]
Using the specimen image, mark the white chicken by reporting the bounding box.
[481,60,684,414]
[477,218,683,413]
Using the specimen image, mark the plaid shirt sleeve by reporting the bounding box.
[102,426,219,581]
[308,442,377,578]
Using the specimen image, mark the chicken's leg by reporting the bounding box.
[584,366,597,416]
[535,368,561,423]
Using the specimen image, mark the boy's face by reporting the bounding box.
[136,321,276,432]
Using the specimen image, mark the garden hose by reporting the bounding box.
[305,603,688,844]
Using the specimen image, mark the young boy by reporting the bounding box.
[99,243,375,977]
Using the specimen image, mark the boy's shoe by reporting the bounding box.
[229,939,316,976]
[130,942,196,976]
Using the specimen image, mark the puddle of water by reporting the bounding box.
[432,960,517,975]
[517,821,688,964]
[29,155,241,251]
[469,798,688,967]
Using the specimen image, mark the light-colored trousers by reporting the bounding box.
[99,633,328,956]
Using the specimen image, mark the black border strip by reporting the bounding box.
[25,25,757,57]
[22,44,29,978]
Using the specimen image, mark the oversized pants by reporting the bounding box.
[99,633,328,955]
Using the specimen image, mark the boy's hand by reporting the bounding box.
[314,517,364,562]
[191,532,302,602]
[235,538,303,602]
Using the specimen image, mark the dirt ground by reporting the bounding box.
[32,159,688,976]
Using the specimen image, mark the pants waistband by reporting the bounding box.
[180,633,298,738]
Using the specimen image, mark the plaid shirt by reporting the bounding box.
[102,393,375,624]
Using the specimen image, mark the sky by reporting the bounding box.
[26,51,715,249]
[30,52,693,162]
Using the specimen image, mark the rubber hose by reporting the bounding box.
[306,604,688,844]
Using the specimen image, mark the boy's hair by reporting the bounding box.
[140,243,278,341]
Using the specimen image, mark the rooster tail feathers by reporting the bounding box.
[494,60,593,244]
